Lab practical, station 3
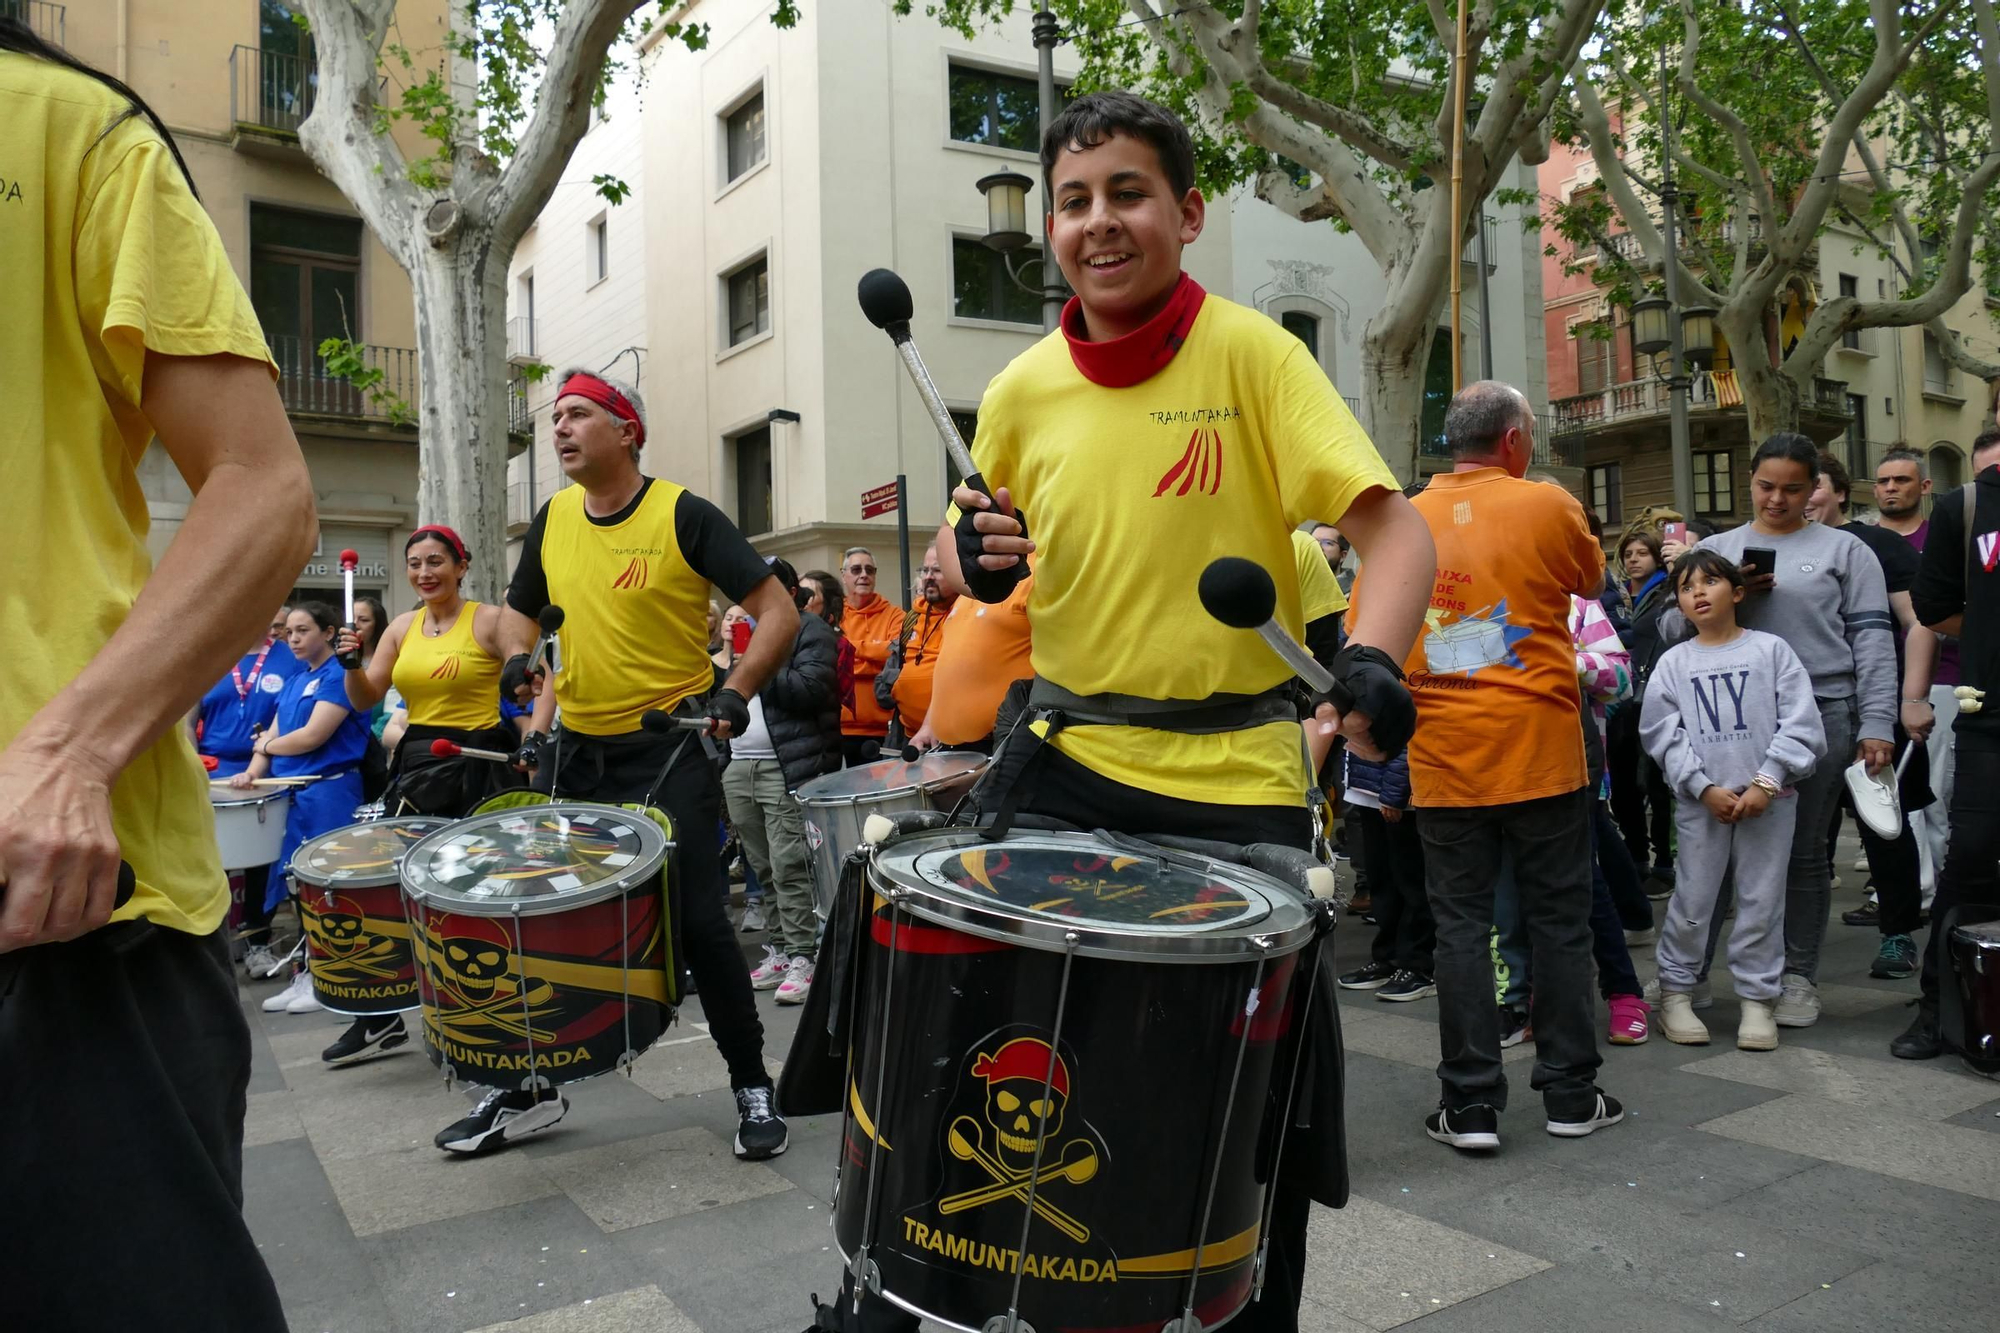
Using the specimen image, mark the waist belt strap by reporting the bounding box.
[1025,677,1297,736]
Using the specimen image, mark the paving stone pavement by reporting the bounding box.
[243,841,2000,1333]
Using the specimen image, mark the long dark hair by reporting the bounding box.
[0,17,199,196]
[804,569,845,627]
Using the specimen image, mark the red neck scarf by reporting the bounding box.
[1059,273,1206,388]
[558,373,646,445]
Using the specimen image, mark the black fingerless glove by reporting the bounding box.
[500,653,534,702]
[953,502,1031,604]
[706,686,751,736]
[513,730,547,770]
[1323,644,1416,758]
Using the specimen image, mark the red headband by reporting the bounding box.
[558,373,646,446]
[407,524,470,563]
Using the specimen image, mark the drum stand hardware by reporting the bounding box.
[851,888,909,1312]
[1252,919,1330,1302]
[994,931,1080,1333]
[1173,939,1271,1333]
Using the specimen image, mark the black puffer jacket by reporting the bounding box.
[760,612,842,790]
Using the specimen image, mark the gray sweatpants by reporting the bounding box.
[1659,794,1798,1002]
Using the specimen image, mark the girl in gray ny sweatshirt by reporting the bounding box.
[1643,550,1826,1050]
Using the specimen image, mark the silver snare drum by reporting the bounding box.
[210,787,292,872]
[794,752,988,919]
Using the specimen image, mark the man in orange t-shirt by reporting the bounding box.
[886,545,957,739]
[912,566,1036,751]
[839,545,905,764]
[1355,380,1620,1151]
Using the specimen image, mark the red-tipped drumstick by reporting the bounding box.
[429,738,513,763]
[336,549,363,668]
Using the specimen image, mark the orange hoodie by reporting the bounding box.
[841,594,906,738]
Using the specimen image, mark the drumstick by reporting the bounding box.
[526,605,565,681]
[336,549,363,668]
[857,270,983,493]
[641,708,716,736]
[210,776,319,789]
[430,738,514,764]
[1197,557,1350,707]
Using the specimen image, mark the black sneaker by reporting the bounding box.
[1425,1103,1500,1151]
[735,1084,788,1160]
[1871,933,1918,979]
[321,1014,409,1066]
[1891,1005,1943,1060]
[1498,1004,1531,1048]
[1377,970,1437,1002]
[1338,960,1398,991]
[1547,1092,1625,1138]
[1842,900,1881,927]
[435,1087,568,1155]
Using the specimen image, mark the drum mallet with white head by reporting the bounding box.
[430,738,514,764]
[335,549,363,668]
[640,709,718,737]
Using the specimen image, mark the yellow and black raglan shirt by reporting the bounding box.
[971,275,1398,806]
[506,480,772,736]
[4,55,275,935]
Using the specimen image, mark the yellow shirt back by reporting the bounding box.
[542,482,714,734]
[2,56,274,935]
[391,602,505,730]
[973,294,1398,805]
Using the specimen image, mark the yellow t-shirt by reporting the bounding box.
[973,292,1399,804]
[390,602,505,730]
[541,482,716,734]
[2,56,274,935]
[1293,529,1349,623]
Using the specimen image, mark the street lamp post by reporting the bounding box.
[1658,43,1695,519]
[1032,9,1064,332]
[975,10,1068,333]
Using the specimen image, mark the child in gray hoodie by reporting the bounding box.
[1641,550,1826,1052]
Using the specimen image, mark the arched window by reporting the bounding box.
[1930,443,1964,492]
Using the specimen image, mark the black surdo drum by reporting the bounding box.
[835,829,1319,1333]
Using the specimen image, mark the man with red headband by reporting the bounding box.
[463,366,801,1162]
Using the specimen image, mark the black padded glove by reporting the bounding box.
[1320,644,1416,758]
[705,687,751,737]
[513,730,547,772]
[500,653,535,704]
[953,501,1030,604]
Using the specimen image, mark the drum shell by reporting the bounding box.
[410,872,673,1089]
[211,790,291,871]
[798,758,987,919]
[1949,920,2000,1076]
[299,878,419,1016]
[835,895,1305,1332]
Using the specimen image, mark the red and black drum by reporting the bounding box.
[291,817,449,1016]
[1948,918,2000,1077]
[836,828,1320,1333]
[399,803,677,1091]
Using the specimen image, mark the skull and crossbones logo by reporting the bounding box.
[940,1037,1099,1242]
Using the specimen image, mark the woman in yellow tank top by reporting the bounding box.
[337,525,522,814]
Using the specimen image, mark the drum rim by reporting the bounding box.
[400,801,671,917]
[868,828,1318,961]
[289,815,454,889]
[795,752,989,804]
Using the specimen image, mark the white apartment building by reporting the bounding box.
[506,0,1547,583]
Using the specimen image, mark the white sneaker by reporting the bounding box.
[1738,998,1780,1051]
[1624,927,1658,948]
[1773,973,1821,1028]
[1852,852,1870,874]
[740,901,769,933]
[285,975,325,1014]
[262,970,312,1013]
[1642,976,1713,1010]
[749,944,786,990]
[775,955,815,1005]
[242,943,280,978]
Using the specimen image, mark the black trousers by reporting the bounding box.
[1608,716,1673,871]
[0,924,288,1331]
[1921,739,2000,1011]
[1416,788,1605,1119]
[1354,805,1434,973]
[539,726,771,1091]
[834,746,1318,1332]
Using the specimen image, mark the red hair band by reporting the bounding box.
[406,524,470,563]
[558,373,646,445]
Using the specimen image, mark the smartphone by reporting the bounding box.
[731,620,753,655]
[1662,521,1688,546]
[1742,546,1777,586]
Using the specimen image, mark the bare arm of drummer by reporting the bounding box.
[338,611,415,710]
[0,352,313,951]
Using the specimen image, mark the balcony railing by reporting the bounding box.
[1554,371,1850,434]
[506,317,539,362]
[507,371,534,440]
[1,0,64,45]
[506,479,536,528]
[269,336,418,425]
[230,45,316,137]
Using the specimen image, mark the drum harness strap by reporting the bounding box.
[975,677,1329,847]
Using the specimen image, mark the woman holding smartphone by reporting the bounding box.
[1656,434,1896,1028]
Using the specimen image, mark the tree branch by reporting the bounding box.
[489,0,647,243]
[296,0,420,272]
[1567,73,1723,308]
[1677,0,1779,229]
[1479,0,1601,187]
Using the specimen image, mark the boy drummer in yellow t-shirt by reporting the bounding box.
[804,91,1436,1333]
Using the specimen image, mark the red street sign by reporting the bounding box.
[860,481,899,519]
